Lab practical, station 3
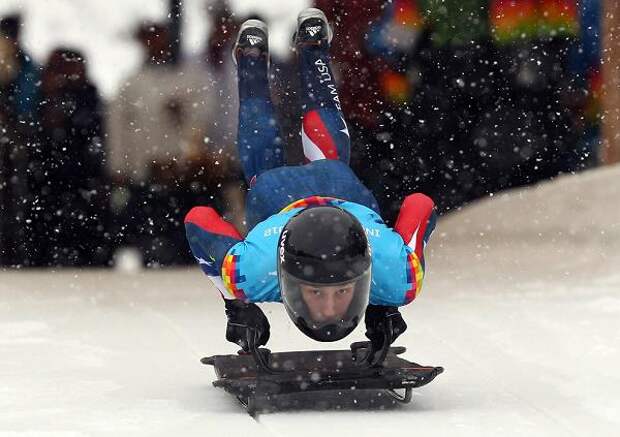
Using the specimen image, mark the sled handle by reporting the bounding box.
[246,327,280,374]
[245,321,392,373]
[354,317,392,368]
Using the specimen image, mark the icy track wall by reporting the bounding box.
[430,164,620,290]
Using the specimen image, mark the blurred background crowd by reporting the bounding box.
[0,0,614,268]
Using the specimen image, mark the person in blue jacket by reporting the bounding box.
[185,8,437,350]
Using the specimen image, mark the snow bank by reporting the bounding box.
[440,165,620,243]
[429,165,620,290]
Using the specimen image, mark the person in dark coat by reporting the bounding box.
[30,48,109,266]
[0,14,40,266]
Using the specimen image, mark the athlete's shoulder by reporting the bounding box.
[394,193,437,258]
[221,213,294,303]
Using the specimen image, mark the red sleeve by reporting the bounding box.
[393,193,436,260]
[184,206,242,240]
[184,206,243,286]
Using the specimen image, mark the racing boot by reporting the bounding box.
[232,19,269,66]
[293,7,333,49]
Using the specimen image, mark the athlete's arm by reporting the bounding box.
[393,193,437,304]
[184,206,243,296]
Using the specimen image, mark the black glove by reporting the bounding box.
[224,299,270,352]
[364,305,407,349]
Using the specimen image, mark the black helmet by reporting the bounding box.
[277,205,371,341]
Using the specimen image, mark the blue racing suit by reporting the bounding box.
[185,40,436,307]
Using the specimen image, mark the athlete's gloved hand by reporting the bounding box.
[364,305,407,349]
[224,299,270,352]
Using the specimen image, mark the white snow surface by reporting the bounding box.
[2,165,620,435]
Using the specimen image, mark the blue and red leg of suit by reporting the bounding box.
[237,44,350,185]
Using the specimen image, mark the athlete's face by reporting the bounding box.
[300,282,355,323]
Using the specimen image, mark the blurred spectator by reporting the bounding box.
[107,22,178,184]
[486,0,582,186]
[0,14,40,266]
[107,21,189,266]
[0,15,39,120]
[29,48,109,266]
[109,14,240,184]
[318,0,586,217]
[567,0,602,166]
[316,0,435,222]
[179,0,245,232]
[361,0,432,220]
[419,0,488,46]
[108,7,245,266]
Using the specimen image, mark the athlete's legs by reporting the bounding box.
[234,20,285,186]
[296,9,350,165]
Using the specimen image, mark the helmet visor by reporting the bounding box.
[280,268,371,341]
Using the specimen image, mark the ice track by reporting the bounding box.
[2,166,620,436]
